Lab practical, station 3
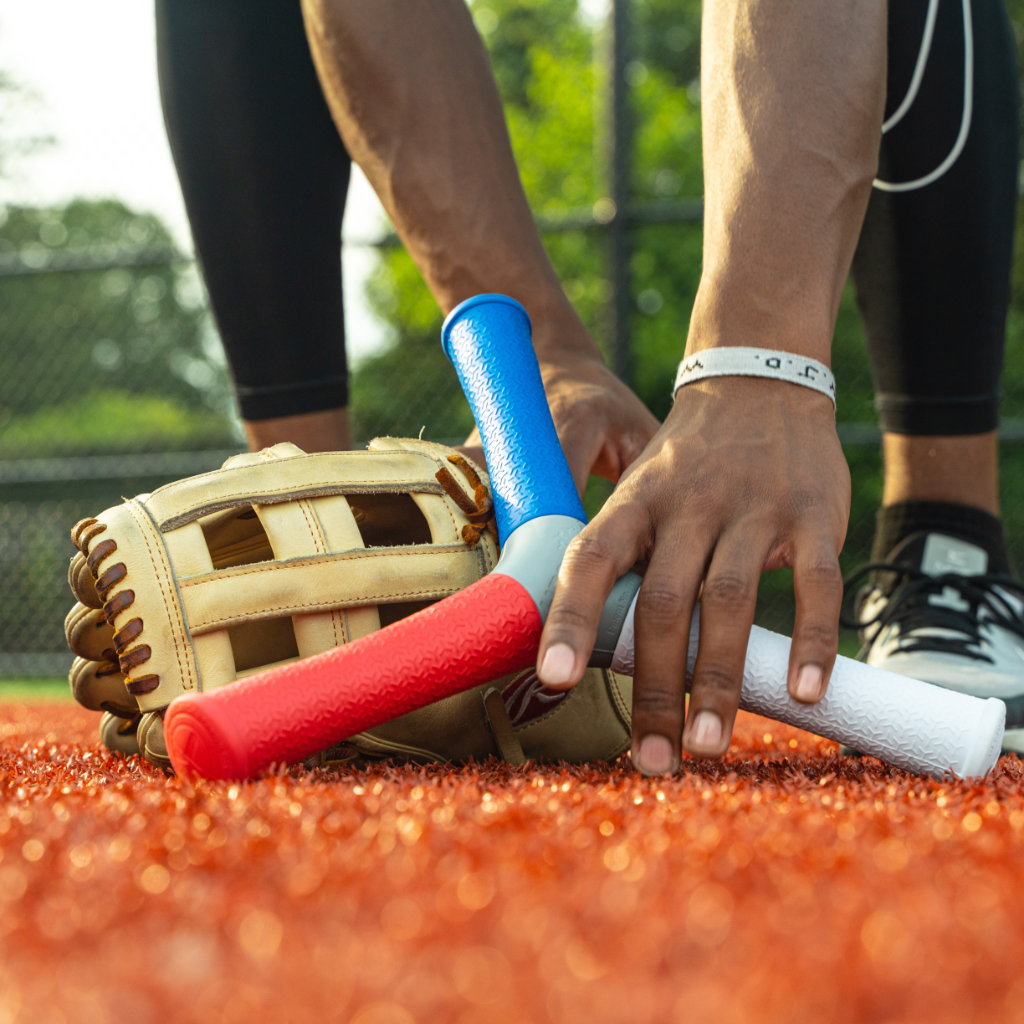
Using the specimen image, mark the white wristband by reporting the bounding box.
[673,347,836,409]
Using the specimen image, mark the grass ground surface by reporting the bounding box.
[3,705,1024,1022]
[0,679,71,701]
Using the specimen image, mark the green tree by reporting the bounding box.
[351,0,708,436]
[0,200,237,457]
[353,0,1024,639]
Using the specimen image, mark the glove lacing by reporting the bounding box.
[434,454,499,548]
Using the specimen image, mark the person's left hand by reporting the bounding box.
[460,350,659,491]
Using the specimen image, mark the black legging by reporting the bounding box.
[156,0,1020,434]
[853,0,1020,435]
[155,0,352,421]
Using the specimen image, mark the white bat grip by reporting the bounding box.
[611,595,1005,779]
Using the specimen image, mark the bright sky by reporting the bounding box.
[0,0,389,361]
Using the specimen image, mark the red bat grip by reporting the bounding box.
[164,573,542,780]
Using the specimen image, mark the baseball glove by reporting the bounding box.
[64,438,632,771]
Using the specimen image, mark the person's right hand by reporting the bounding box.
[534,375,851,775]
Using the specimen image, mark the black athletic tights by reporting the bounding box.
[853,0,1020,435]
[156,0,351,421]
[156,0,1020,434]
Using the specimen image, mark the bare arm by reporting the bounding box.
[301,0,658,485]
[537,0,886,772]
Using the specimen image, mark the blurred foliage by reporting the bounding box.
[0,200,237,457]
[354,0,870,435]
[353,0,876,437]
[353,0,707,436]
[4,0,1024,657]
[357,0,1024,642]
[0,393,230,460]
[357,0,1024,435]
[633,0,701,90]
[353,241,475,442]
[0,499,99,658]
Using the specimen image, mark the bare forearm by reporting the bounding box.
[301,0,592,358]
[694,0,886,363]
[538,0,882,764]
[302,0,660,485]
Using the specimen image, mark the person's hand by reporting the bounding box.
[460,350,659,490]
[539,352,660,489]
[534,376,850,774]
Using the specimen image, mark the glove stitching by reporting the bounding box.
[296,500,327,554]
[87,538,118,575]
[189,585,465,631]
[72,517,106,554]
[77,532,145,695]
[148,449,438,498]
[429,481,464,546]
[178,544,473,586]
[157,480,447,532]
[299,499,344,649]
[603,670,632,731]
[95,562,127,597]
[102,588,135,624]
[124,500,196,696]
[407,451,491,555]
[511,688,576,735]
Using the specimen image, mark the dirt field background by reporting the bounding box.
[2,700,1024,1024]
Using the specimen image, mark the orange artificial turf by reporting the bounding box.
[2,702,1024,1024]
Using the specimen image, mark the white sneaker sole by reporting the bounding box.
[1001,727,1024,755]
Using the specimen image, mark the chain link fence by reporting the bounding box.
[5,233,1024,676]
[4,0,1024,676]
[0,196,490,676]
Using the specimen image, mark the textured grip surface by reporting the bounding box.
[730,622,1004,779]
[164,573,543,780]
[612,601,1003,778]
[442,295,585,543]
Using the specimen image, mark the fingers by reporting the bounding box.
[682,526,772,759]
[556,417,606,495]
[538,355,660,489]
[537,505,645,691]
[589,392,660,484]
[579,377,660,485]
[536,378,850,781]
[630,532,709,775]
[787,532,843,703]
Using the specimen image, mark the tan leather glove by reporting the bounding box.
[65,440,631,771]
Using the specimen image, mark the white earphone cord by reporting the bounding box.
[873,0,973,194]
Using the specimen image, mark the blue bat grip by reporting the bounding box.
[442,294,586,543]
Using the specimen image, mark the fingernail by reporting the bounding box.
[633,735,675,776]
[795,664,823,702]
[689,711,723,754]
[538,644,577,687]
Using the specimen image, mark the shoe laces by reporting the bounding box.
[840,562,1024,663]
